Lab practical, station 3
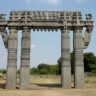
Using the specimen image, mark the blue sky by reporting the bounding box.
[0,0,96,69]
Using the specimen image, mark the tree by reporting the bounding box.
[57,57,62,74]
[30,67,39,75]
[38,63,50,70]
[71,52,75,74]
[38,63,59,75]
[57,52,96,75]
[30,52,96,75]
[57,52,74,74]
[30,63,59,75]
[84,53,96,73]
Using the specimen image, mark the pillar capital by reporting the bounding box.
[61,28,70,34]
[61,27,68,31]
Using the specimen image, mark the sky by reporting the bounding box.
[0,0,96,69]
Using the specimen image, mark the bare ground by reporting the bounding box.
[0,75,96,96]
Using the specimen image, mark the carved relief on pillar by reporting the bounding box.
[6,27,18,89]
[73,27,84,88]
[7,27,18,68]
[73,28,84,66]
[61,28,71,67]
[61,28,71,88]
[21,27,31,68]
[20,27,31,89]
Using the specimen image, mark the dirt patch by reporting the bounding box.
[0,75,96,96]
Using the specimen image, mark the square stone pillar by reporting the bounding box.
[6,28,18,89]
[73,29,84,88]
[61,29,71,88]
[20,27,31,89]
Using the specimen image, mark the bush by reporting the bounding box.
[30,64,59,75]
[0,69,6,74]
[58,52,96,75]
[30,67,40,75]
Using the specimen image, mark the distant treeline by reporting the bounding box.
[0,52,96,75]
[30,52,96,75]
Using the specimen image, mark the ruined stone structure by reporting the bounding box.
[0,11,93,89]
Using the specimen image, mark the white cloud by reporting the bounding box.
[24,0,32,3]
[31,44,37,49]
[42,0,62,5]
[74,0,87,3]
[24,0,88,4]
[24,0,62,5]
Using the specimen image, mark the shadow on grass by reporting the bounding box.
[33,83,61,88]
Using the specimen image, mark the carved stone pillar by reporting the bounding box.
[20,27,31,89]
[73,28,84,88]
[61,29,71,88]
[6,28,18,89]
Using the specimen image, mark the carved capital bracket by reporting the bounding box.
[0,27,8,48]
[83,27,93,49]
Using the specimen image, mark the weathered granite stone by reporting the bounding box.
[6,28,18,89]
[0,11,93,89]
[61,29,71,88]
[20,27,31,89]
[73,29,84,88]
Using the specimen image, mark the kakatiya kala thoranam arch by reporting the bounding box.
[0,11,93,89]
